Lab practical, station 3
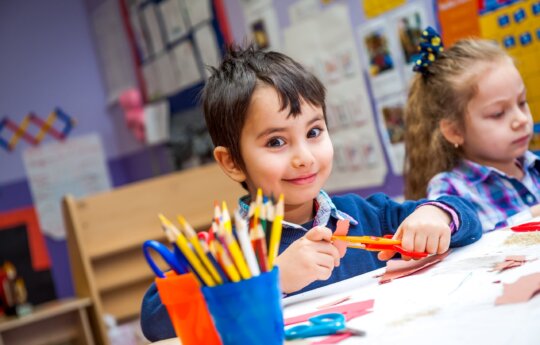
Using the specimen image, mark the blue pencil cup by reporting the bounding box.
[201,268,284,345]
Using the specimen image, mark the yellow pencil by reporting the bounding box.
[177,215,222,284]
[158,214,216,287]
[268,194,284,268]
[221,202,252,279]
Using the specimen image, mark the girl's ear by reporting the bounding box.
[213,146,247,183]
[439,119,464,147]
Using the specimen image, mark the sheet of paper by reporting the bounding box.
[193,23,221,78]
[144,101,170,145]
[184,0,212,27]
[142,3,165,55]
[171,40,203,91]
[23,134,111,239]
[91,0,137,103]
[159,0,188,43]
[242,0,281,50]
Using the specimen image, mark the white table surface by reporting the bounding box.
[282,229,540,345]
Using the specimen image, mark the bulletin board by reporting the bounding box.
[122,0,229,114]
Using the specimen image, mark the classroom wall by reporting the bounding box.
[0,0,173,297]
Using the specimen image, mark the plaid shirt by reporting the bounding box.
[427,151,540,232]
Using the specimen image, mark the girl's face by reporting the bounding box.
[238,86,334,224]
[461,58,532,168]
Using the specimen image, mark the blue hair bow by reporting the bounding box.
[412,26,444,75]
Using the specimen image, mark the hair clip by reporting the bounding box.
[412,26,444,75]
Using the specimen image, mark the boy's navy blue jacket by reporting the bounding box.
[140,193,482,341]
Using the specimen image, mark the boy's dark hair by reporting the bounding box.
[202,44,326,174]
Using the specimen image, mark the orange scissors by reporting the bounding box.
[332,235,429,259]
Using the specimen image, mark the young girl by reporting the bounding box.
[404,28,540,232]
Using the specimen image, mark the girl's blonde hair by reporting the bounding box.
[404,38,510,199]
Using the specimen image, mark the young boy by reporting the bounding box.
[140,45,482,341]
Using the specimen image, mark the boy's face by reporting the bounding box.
[238,86,333,213]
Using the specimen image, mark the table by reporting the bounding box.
[283,229,540,345]
[0,297,94,345]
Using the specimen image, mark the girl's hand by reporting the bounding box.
[275,226,340,294]
[378,205,452,261]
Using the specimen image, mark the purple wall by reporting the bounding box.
[0,0,173,298]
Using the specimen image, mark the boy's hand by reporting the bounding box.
[275,226,340,294]
[378,205,452,261]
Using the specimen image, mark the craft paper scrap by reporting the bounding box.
[495,272,540,305]
[378,251,451,284]
[284,300,374,326]
[491,255,528,272]
[316,296,351,309]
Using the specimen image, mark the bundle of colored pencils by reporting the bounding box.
[158,188,284,286]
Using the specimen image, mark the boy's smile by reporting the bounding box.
[238,85,333,224]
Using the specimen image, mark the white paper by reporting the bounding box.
[284,229,540,345]
[144,101,170,145]
[91,0,138,103]
[171,40,203,91]
[155,52,179,96]
[184,0,212,27]
[142,4,165,55]
[284,4,387,191]
[142,62,160,100]
[23,134,111,239]
[129,9,150,61]
[159,0,188,43]
[193,23,221,78]
[288,0,320,24]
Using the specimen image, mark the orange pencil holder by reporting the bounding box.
[155,272,221,345]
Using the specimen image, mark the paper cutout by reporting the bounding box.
[495,273,540,305]
[332,219,350,257]
[284,299,374,326]
[378,251,451,284]
[316,296,351,309]
[491,255,528,272]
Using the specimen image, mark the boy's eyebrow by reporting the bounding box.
[255,114,325,140]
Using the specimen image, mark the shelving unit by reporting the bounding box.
[62,163,244,345]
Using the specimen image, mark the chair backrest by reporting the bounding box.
[63,163,244,345]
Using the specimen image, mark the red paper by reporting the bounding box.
[495,273,540,305]
[379,251,451,284]
[284,299,374,326]
[316,296,351,309]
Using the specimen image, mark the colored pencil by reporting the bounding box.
[235,210,260,277]
[267,193,284,268]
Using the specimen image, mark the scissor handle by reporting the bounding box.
[143,240,187,278]
[285,313,345,340]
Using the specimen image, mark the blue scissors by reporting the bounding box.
[143,240,189,278]
[284,313,365,340]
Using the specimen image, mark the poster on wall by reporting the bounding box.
[284,4,387,191]
[23,134,112,240]
[357,19,404,100]
[375,93,407,175]
[240,0,282,50]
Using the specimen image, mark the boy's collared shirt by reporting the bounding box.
[428,151,540,232]
[238,190,358,231]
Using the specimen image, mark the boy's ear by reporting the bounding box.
[213,146,247,183]
[439,119,464,147]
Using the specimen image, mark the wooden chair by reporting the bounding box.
[62,163,244,345]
